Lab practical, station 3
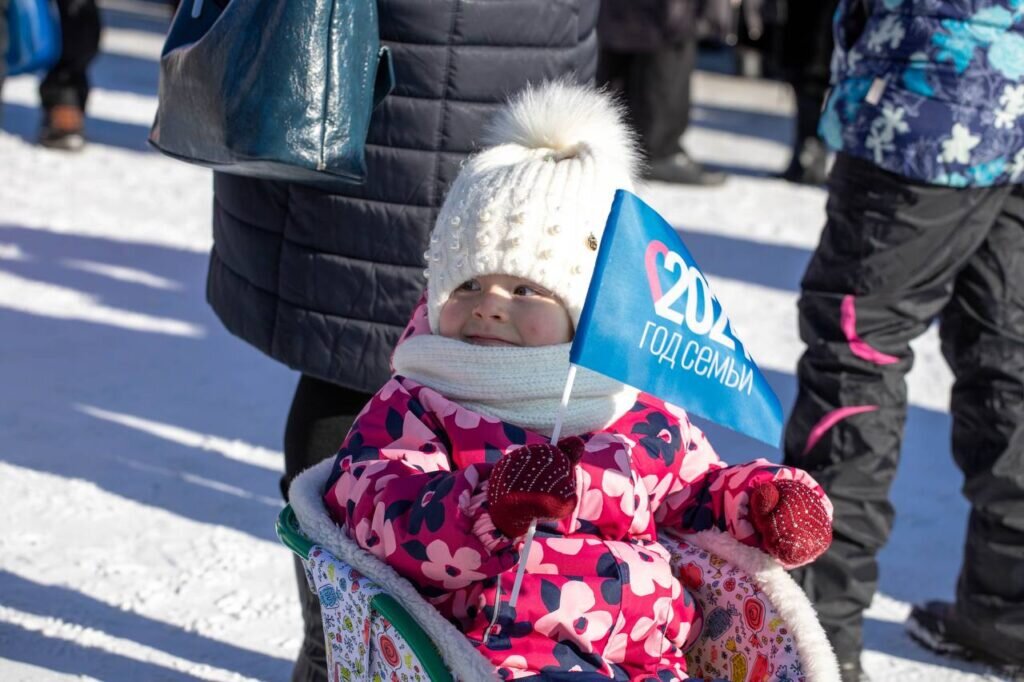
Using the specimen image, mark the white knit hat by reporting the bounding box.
[425,81,640,332]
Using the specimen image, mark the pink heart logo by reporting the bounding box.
[644,240,670,302]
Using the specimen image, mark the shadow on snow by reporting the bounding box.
[0,225,295,544]
[0,570,292,681]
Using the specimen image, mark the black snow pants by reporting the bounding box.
[783,153,1024,662]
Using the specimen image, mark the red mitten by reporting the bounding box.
[487,437,583,538]
[749,480,832,567]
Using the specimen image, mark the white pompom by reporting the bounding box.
[482,80,639,181]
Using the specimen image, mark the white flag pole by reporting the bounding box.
[507,364,578,609]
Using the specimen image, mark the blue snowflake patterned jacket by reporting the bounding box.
[821,0,1024,186]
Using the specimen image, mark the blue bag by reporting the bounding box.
[148,0,394,188]
[5,0,61,76]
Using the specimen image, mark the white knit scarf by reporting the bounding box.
[391,335,638,438]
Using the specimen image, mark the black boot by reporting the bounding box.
[644,151,727,186]
[781,136,828,185]
[780,90,829,185]
[907,601,1024,679]
[838,657,870,682]
[832,646,871,682]
[909,602,1019,675]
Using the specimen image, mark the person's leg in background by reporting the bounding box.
[908,186,1024,673]
[598,37,725,186]
[782,154,1009,682]
[0,0,9,105]
[38,0,100,150]
[779,0,837,185]
[0,0,8,70]
[281,374,373,682]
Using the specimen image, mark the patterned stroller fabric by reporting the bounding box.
[287,459,841,682]
[662,534,822,682]
[304,551,440,682]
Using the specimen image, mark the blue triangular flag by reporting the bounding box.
[571,190,783,446]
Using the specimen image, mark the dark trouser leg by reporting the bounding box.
[780,0,836,182]
[39,0,101,109]
[282,374,373,682]
[940,186,1024,660]
[0,0,9,97]
[783,154,1010,660]
[782,0,835,142]
[597,39,695,161]
[793,91,826,148]
[595,50,627,105]
[781,91,830,185]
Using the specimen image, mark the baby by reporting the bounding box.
[323,82,832,680]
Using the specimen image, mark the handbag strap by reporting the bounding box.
[373,47,395,108]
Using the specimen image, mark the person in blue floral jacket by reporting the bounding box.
[782,1,1024,681]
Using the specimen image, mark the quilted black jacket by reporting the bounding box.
[208,0,599,393]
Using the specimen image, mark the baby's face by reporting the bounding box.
[439,274,573,347]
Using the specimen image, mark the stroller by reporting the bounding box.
[280,459,842,682]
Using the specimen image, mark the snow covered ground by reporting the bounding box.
[0,2,1013,680]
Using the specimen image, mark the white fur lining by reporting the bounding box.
[289,459,501,681]
[683,529,842,682]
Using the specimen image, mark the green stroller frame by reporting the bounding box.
[279,504,454,682]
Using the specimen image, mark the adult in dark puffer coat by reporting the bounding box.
[206,2,599,680]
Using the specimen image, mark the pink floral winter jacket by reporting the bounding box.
[322,372,829,680]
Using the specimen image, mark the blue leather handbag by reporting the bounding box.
[5,0,61,76]
[149,0,394,188]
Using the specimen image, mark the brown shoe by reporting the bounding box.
[39,104,86,151]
